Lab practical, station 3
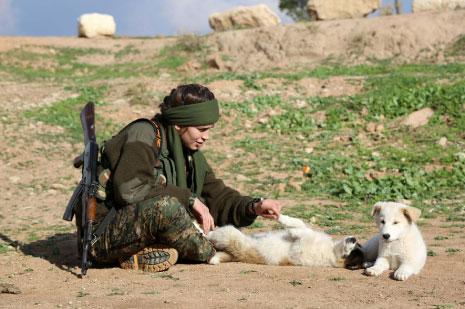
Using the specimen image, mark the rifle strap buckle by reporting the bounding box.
[90,234,100,246]
[90,207,117,247]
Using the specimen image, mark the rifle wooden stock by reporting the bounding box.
[87,196,97,222]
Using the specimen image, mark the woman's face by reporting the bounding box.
[175,124,214,151]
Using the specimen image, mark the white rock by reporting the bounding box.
[9,176,20,184]
[78,13,116,38]
[437,137,448,147]
[209,4,280,31]
[307,0,380,20]
[401,107,434,128]
[413,0,465,12]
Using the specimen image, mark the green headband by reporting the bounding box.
[163,100,220,126]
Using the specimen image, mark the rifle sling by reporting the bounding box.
[91,207,116,246]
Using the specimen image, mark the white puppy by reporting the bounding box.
[363,202,426,281]
[207,215,359,268]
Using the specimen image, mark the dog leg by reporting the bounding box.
[208,251,234,265]
[365,257,389,277]
[278,215,307,228]
[393,264,414,281]
[207,226,245,250]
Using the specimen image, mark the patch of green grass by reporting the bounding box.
[427,249,437,257]
[76,289,90,297]
[125,83,156,106]
[248,221,264,229]
[329,276,345,281]
[349,78,465,120]
[289,280,303,286]
[239,269,258,275]
[107,288,125,296]
[190,62,465,84]
[152,273,179,281]
[215,62,465,231]
[23,86,117,142]
[445,248,461,256]
[283,204,353,228]
[446,34,465,57]
[0,45,149,82]
[115,44,140,59]
[434,236,449,241]
[141,290,160,295]
[0,244,11,254]
[155,35,209,71]
[432,304,454,309]
[27,232,39,242]
[157,55,187,70]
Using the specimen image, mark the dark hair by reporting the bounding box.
[159,84,215,113]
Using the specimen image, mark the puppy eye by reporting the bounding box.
[393,221,399,225]
[381,220,385,224]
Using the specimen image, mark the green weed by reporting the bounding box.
[107,288,125,296]
[445,248,461,256]
[289,280,303,286]
[239,269,258,274]
[23,86,117,142]
[115,44,140,59]
[0,244,10,254]
[446,34,465,57]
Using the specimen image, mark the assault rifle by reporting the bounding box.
[63,102,99,276]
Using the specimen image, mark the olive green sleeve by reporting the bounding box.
[104,121,191,207]
[201,166,257,227]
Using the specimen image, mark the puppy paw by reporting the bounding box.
[364,266,384,277]
[393,268,413,281]
[207,226,238,249]
[208,253,221,265]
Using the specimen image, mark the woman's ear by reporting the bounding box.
[174,124,181,132]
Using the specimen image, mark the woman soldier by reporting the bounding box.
[91,84,282,271]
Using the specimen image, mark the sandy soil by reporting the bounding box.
[1,9,465,309]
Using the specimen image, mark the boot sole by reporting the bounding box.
[119,245,178,272]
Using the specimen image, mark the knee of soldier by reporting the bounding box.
[136,196,183,220]
[155,196,190,220]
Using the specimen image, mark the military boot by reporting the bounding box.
[119,245,178,272]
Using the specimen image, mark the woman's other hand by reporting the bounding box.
[253,199,282,220]
[191,198,215,234]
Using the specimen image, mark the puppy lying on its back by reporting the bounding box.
[363,202,427,281]
[207,215,359,267]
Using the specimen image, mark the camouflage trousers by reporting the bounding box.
[91,196,215,264]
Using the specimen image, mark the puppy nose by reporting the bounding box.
[382,233,390,240]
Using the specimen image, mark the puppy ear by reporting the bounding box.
[345,236,357,244]
[402,206,421,223]
[372,203,383,217]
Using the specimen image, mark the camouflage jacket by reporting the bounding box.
[101,119,257,227]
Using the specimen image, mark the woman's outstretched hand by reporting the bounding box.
[253,199,282,220]
[191,198,215,234]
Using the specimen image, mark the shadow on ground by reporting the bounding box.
[0,232,80,276]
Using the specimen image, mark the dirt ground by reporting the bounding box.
[1,10,465,309]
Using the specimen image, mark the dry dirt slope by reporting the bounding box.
[0,9,465,309]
